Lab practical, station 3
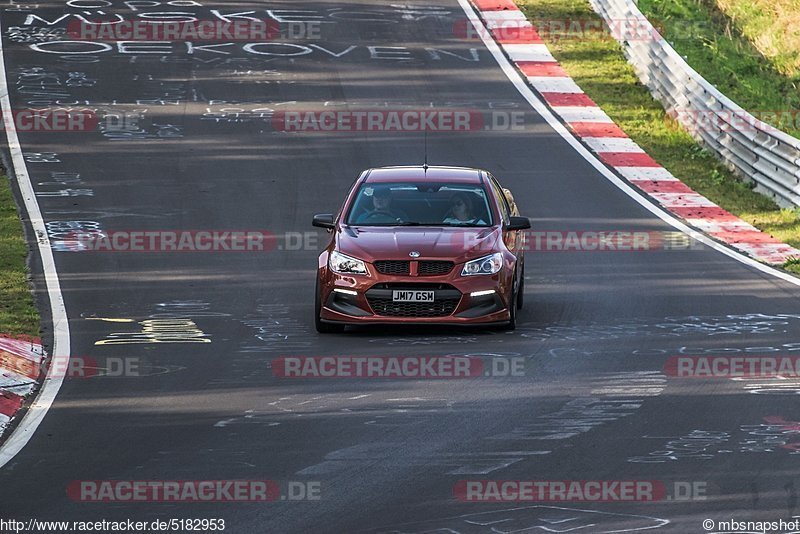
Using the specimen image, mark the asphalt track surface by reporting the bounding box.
[2,1,800,533]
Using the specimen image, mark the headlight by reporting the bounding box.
[461,252,503,276]
[329,251,368,275]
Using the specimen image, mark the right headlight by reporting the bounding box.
[461,252,503,276]
[329,250,368,275]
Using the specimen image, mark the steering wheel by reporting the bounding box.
[361,210,399,223]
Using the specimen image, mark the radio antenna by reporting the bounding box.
[423,127,429,172]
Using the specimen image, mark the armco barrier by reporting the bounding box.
[589,0,800,208]
[468,0,800,264]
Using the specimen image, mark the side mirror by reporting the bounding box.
[505,216,531,231]
[312,214,335,229]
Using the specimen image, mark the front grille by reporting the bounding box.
[375,260,410,275]
[365,284,461,318]
[374,260,454,276]
[418,261,453,276]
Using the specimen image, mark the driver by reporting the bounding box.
[355,186,408,223]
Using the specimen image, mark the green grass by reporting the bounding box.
[706,0,800,78]
[0,174,40,336]
[638,0,800,138]
[515,0,800,272]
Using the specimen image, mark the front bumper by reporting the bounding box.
[318,266,513,325]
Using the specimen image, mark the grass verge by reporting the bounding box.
[638,0,800,137]
[514,0,800,273]
[0,173,40,336]
[712,0,800,78]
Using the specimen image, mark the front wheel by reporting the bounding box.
[315,277,345,333]
[500,273,518,331]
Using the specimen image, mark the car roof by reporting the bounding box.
[363,166,485,184]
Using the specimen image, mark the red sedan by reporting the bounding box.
[312,166,530,333]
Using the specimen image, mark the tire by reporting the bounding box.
[315,277,345,334]
[500,272,518,331]
[516,264,525,310]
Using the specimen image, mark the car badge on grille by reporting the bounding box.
[409,251,420,258]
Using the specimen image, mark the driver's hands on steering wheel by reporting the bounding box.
[362,209,401,222]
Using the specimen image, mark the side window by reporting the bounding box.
[487,174,510,224]
[342,175,368,224]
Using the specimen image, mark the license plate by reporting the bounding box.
[392,290,435,302]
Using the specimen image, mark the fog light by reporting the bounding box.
[470,289,496,297]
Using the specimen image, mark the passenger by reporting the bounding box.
[443,192,487,225]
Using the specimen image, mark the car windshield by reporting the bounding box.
[346,182,494,227]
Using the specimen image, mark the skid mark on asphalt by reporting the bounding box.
[366,505,668,533]
[287,373,665,477]
[252,393,557,475]
[150,300,231,318]
[487,372,666,442]
[43,208,183,220]
[368,335,484,346]
[208,395,386,427]
[627,416,800,463]
[133,448,262,474]
[297,442,550,476]
[239,303,313,353]
[732,376,800,395]
[218,395,455,423]
[517,313,800,342]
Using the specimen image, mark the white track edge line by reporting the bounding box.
[0,17,71,468]
[457,0,800,288]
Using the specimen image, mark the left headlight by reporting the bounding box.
[329,250,368,275]
[461,252,503,276]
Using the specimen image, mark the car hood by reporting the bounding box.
[337,226,501,264]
